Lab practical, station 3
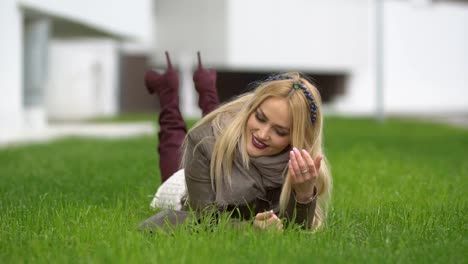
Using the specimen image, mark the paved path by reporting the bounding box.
[407,115,468,129]
[2,115,466,149]
[0,122,156,148]
[437,116,468,129]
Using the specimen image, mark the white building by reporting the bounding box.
[1,0,467,144]
[151,0,468,118]
[0,0,152,141]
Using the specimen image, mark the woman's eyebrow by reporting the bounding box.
[258,108,290,131]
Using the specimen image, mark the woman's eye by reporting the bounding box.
[276,131,288,137]
[255,113,266,122]
[275,128,289,137]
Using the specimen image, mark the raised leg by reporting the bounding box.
[145,52,186,183]
[193,51,220,116]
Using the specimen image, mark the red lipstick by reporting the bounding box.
[252,135,268,149]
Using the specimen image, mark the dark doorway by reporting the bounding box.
[119,54,159,113]
[216,70,347,104]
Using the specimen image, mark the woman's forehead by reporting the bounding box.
[258,97,291,128]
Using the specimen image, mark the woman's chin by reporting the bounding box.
[247,145,260,157]
[247,144,269,157]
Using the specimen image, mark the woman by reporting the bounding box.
[141,52,332,231]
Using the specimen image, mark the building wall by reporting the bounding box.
[385,1,468,114]
[227,0,374,114]
[0,0,152,134]
[119,54,158,113]
[227,0,369,71]
[46,39,119,120]
[153,0,467,116]
[152,0,228,66]
[226,0,468,115]
[19,0,153,44]
[0,0,24,135]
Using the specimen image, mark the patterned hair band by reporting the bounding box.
[265,74,318,123]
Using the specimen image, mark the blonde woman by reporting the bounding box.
[141,52,332,231]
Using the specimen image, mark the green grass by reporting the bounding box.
[0,117,466,263]
[85,113,156,123]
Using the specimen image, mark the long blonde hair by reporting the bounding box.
[184,72,332,229]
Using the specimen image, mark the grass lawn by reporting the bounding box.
[0,117,466,263]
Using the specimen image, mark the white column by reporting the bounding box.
[0,0,23,139]
[23,16,51,129]
[375,0,385,122]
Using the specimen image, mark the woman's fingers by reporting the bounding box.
[289,149,303,179]
[255,210,274,221]
[288,160,297,182]
[254,212,283,231]
[290,148,315,180]
[293,148,308,175]
[301,149,317,177]
[289,148,322,187]
[266,214,283,230]
[288,148,321,200]
[315,155,322,171]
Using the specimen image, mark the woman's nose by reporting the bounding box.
[257,126,270,140]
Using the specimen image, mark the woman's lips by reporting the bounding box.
[252,135,268,149]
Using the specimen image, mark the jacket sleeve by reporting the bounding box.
[282,187,317,229]
[183,132,216,212]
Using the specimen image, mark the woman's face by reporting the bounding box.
[246,97,292,157]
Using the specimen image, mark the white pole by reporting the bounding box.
[375,0,385,122]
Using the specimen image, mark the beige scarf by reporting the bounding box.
[211,113,290,206]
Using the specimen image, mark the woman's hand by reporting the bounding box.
[289,147,322,203]
[253,210,283,231]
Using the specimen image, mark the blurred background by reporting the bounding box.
[1,0,467,145]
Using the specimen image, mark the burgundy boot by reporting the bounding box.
[193,51,220,116]
[145,51,186,183]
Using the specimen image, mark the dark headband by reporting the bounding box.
[265,74,318,123]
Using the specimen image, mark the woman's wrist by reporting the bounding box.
[295,193,315,204]
[294,186,317,204]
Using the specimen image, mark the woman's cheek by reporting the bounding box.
[276,137,290,149]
